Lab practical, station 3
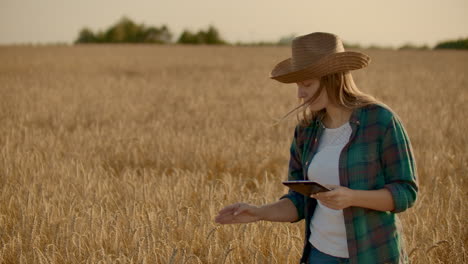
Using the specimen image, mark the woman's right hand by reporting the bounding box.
[214,203,263,224]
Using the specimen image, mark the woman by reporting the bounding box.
[214,32,418,264]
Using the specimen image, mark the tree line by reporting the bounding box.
[75,17,468,49]
[75,17,225,45]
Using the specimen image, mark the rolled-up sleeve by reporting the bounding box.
[280,125,306,222]
[381,116,418,213]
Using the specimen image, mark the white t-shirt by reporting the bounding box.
[307,122,352,258]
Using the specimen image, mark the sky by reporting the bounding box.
[0,0,467,47]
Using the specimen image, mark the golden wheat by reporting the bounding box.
[0,45,466,263]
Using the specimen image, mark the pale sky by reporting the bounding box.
[0,0,467,47]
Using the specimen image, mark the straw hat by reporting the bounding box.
[270,32,370,83]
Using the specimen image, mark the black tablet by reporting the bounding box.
[282,181,331,196]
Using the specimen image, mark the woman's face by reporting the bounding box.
[296,78,328,111]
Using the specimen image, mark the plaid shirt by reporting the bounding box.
[281,103,418,264]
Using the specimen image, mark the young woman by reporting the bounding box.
[214,32,418,264]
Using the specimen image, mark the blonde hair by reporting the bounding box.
[280,71,380,127]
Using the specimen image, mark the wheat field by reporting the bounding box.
[0,45,467,263]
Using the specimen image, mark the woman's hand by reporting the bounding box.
[214,203,262,224]
[311,185,355,210]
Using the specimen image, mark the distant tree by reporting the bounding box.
[398,43,429,50]
[104,17,139,42]
[94,31,106,43]
[178,30,202,44]
[343,42,362,49]
[277,34,296,46]
[76,28,96,43]
[366,44,394,50]
[434,37,468,50]
[177,26,226,45]
[235,41,277,46]
[144,25,172,43]
[75,17,172,44]
[203,26,226,44]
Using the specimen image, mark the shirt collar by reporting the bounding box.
[349,106,362,126]
[315,106,362,127]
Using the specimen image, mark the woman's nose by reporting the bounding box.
[297,86,307,99]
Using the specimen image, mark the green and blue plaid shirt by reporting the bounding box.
[281,103,418,264]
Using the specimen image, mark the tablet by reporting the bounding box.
[282,181,331,196]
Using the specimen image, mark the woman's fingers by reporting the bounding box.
[233,205,250,216]
[215,214,235,224]
[313,188,337,199]
[218,203,241,214]
[215,203,243,223]
[324,184,338,190]
[215,211,243,224]
[215,203,260,224]
[218,203,253,216]
[215,211,236,223]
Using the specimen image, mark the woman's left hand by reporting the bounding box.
[311,185,355,210]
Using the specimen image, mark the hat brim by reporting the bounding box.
[270,51,370,83]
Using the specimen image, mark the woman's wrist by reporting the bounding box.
[347,188,395,212]
[256,205,267,221]
[349,188,358,207]
[256,199,299,222]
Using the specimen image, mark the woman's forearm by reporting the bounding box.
[257,198,299,222]
[351,188,395,212]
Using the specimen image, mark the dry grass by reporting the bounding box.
[0,45,466,263]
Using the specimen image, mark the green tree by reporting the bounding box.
[398,43,429,50]
[76,28,96,43]
[277,34,296,46]
[177,30,201,44]
[75,17,172,44]
[203,26,226,44]
[144,25,172,43]
[435,37,468,50]
[343,42,362,49]
[104,17,142,43]
[177,26,226,45]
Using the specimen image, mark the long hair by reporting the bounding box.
[279,71,380,127]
